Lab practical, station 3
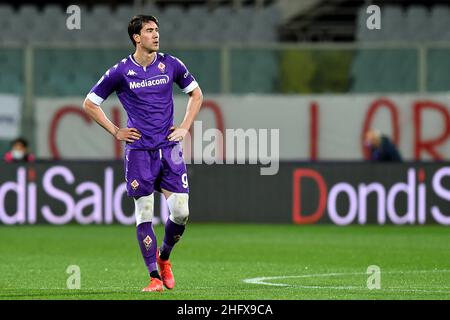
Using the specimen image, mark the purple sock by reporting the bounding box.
[159,218,185,261]
[137,222,158,274]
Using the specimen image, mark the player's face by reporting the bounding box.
[136,21,159,52]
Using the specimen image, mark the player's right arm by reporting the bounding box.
[83,99,141,142]
[83,64,141,143]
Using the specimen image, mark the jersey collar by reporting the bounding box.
[129,53,158,71]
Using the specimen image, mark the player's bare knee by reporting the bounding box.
[134,194,154,226]
[167,193,189,225]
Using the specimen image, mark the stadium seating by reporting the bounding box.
[4,3,450,95]
[231,49,280,93]
[352,5,450,93]
[427,48,450,92]
[0,3,281,95]
[0,3,281,45]
[0,49,24,94]
[430,5,450,41]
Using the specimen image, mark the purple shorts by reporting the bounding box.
[124,143,189,197]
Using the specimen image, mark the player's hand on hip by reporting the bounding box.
[168,126,188,142]
[114,128,141,143]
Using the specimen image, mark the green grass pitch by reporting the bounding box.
[0,224,449,300]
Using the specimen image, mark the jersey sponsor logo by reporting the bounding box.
[143,235,152,250]
[129,75,169,89]
[127,69,137,76]
[183,71,189,78]
[158,62,165,73]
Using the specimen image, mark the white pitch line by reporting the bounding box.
[244,273,368,287]
[243,270,450,294]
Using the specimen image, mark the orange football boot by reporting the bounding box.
[157,249,175,289]
[142,277,163,292]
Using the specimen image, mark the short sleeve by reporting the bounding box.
[86,64,121,105]
[172,56,199,94]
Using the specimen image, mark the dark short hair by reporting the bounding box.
[128,15,159,47]
[11,137,28,148]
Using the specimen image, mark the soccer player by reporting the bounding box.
[83,15,203,292]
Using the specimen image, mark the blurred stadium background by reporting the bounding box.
[1,0,450,299]
[2,0,450,159]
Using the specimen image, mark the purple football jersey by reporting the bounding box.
[86,53,198,150]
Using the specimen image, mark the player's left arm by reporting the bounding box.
[168,86,203,142]
[168,56,203,142]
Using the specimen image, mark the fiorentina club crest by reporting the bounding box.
[131,179,139,190]
[158,62,165,73]
[143,235,152,251]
